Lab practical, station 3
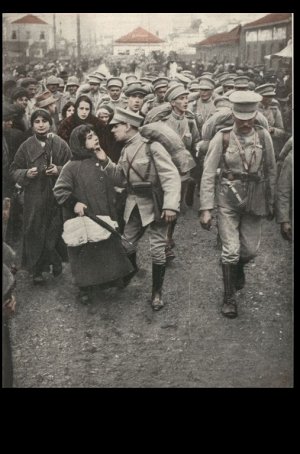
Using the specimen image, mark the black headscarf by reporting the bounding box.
[69,124,95,161]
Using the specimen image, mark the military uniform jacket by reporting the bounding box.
[200,125,277,215]
[188,97,216,133]
[276,150,292,224]
[103,133,181,227]
[163,111,200,156]
[257,102,285,139]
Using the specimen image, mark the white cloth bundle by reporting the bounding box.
[62,216,118,247]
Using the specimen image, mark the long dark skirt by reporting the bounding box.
[68,236,133,288]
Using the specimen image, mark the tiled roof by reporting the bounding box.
[115,27,164,44]
[195,25,241,46]
[243,13,292,28]
[12,14,48,25]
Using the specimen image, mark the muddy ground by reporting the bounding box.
[8,204,293,388]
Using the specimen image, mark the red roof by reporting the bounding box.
[115,27,164,44]
[243,13,292,28]
[12,14,48,25]
[195,25,241,46]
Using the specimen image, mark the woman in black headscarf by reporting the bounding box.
[10,109,72,283]
[57,95,102,144]
[53,124,133,304]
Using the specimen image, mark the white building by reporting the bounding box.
[113,27,165,56]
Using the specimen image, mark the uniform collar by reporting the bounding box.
[171,110,185,120]
[124,132,140,145]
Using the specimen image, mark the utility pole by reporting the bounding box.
[76,14,81,67]
[53,13,57,60]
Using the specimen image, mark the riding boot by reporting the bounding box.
[221,263,238,319]
[123,252,139,287]
[151,263,166,311]
[165,221,176,261]
[235,258,247,290]
[185,179,196,207]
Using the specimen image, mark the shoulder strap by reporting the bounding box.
[126,142,145,181]
[222,131,230,154]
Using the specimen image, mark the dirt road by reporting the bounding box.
[9,208,293,388]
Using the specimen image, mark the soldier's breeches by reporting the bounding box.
[123,206,168,264]
[218,206,262,264]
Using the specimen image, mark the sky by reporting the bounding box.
[3,12,269,41]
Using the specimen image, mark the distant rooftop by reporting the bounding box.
[11,14,48,25]
[115,27,164,44]
[243,13,292,28]
[195,25,241,46]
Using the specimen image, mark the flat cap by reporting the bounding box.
[88,74,102,84]
[125,83,149,97]
[198,76,216,90]
[255,83,276,96]
[164,83,189,102]
[35,90,57,108]
[152,77,169,90]
[109,107,144,127]
[107,77,124,89]
[229,90,262,120]
[46,75,60,85]
[66,76,80,87]
[234,76,250,88]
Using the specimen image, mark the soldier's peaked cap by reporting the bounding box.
[109,107,144,127]
[255,83,276,96]
[152,77,169,90]
[107,77,124,89]
[229,90,262,120]
[164,83,189,102]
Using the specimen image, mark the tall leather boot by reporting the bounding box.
[151,263,166,311]
[123,252,139,287]
[185,179,196,207]
[235,258,247,290]
[165,221,176,262]
[221,263,238,319]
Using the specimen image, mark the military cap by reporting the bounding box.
[201,72,213,77]
[109,107,144,127]
[236,69,245,76]
[198,76,216,90]
[125,83,149,97]
[35,90,57,108]
[152,77,169,90]
[234,76,250,88]
[66,76,80,87]
[255,83,276,97]
[20,77,37,87]
[189,81,201,92]
[164,83,189,102]
[174,73,191,84]
[107,77,124,89]
[229,90,262,120]
[248,81,256,91]
[216,72,229,83]
[88,74,102,84]
[222,76,235,87]
[46,75,60,86]
[181,70,194,80]
[57,77,65,88]
[214,95,232,108]
[11,87,29,101]
[125,74,138,83]
[140,77,153,84]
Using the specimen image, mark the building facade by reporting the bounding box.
[113,27,165,56]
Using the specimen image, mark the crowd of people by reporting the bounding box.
[2,52,293,342]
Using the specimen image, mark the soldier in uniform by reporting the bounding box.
[141,77,169,116]
[60,76,80,113]
[255,83,286,160]
[233,75,250,91]
[98,77,127,112]
[188,76,216,132]
[276,141,292,243]
[124,83,149,116]
[94,108,181,311]
[199,91,277,319]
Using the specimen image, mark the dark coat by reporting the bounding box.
[53,125,133,287]
[57,112,103,145]
[10,134,71,272]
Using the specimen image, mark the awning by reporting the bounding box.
[264,41,292,60]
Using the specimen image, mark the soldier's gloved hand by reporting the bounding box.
[281,222,292,242]
[199,210,212,230]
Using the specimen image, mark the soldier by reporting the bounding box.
[124,83,149,117]
[98,77,127,112]
[60,76,80,112]
[141,77,169,116]
[255,83,286,159]
[188,76,216,133]
[276,140,293,243]
[94,108,181,311]
[233,76,250,91]
[85,74,103,114]
[199,91,277,319]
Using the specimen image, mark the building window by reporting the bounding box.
[40,31,45,40]
[26,31,31,39]
[11,31,17,40]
